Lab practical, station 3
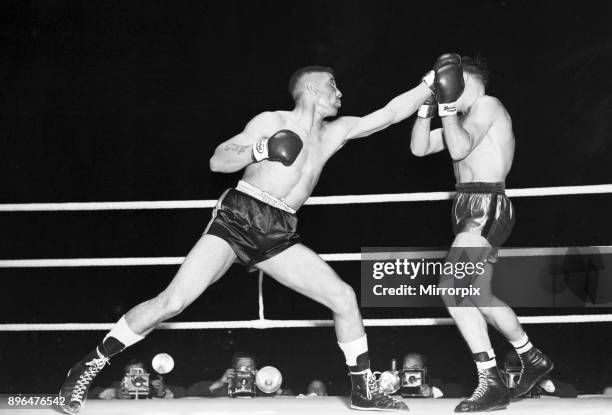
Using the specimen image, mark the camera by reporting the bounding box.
[505,367,521,389]
[122,367,150,399]
[504,367,540,398]
[228,362,257,398]
[400,368,429,398]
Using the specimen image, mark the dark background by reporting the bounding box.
[1,0,612,396]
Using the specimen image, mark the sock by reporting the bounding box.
[473,349,497,370]
[338,335,369,372]
[98,316,144,357]
[510,333,533,355]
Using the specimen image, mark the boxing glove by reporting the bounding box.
[434,53,464,116]
[252,129,303,166]
[433,53,461,71]
[423,53,461,96]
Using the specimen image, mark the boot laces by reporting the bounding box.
[71,355,110,402]
[468,369,488,401]
[365,370,378,399]
[517,353,525,383]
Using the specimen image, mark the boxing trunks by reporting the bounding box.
[205,180,300,271]
[451,182,515,262]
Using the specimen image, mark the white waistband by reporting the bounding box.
[236,180,296,214]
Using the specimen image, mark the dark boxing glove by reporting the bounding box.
[252,129,303,166]
[433,53,461,71]
[434,53,464,116]
[423,53,461,97]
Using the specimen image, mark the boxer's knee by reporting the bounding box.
[156,291,187,318]
[477,296,508,313]
[328,283,358,316]
[446,306,468,319]
[477,306,496,321]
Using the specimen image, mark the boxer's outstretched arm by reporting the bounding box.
[441,96,499,160]
[335,82,432,144]
[410,119,445,156]
[209,112,281,173]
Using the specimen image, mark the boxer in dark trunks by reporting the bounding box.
[59,64,438,413]
[410,55,554,412]
[452,181,514,263]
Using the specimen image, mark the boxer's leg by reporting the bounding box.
[60,234,236,414]
[257,243,408,411]
[442,233,495,354]
[124,234,236,335]
[471,254,553,399]
[443,232,510,413]
[257,244,366,361]
[471,261,524,342]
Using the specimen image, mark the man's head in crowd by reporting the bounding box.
[307,379,328,396]
[403,353,427,369]
[231,352,257,371]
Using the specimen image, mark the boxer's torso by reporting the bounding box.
[453,96,515,184]
[242,111,343,209]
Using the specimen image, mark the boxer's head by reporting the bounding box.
[457,55,489,111]
[461,55,490,88]
[289,66,341,116]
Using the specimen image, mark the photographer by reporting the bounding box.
[187,352,291,397]
[187,353,258,397]
[398,353,439,398]
[392,353,468,398]
[96,359,174,399]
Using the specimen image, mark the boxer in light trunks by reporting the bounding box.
[59,64,440,413]
[410,55,554,412]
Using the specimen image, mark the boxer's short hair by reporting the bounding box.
[462,55,490,87]
[288,65,334,101]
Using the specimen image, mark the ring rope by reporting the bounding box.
[2,246,611,268]
[3,184,611,332]
[1,314,611,332]
[3,247,611,331]
[258,271,265,320]
[0,184,610,212]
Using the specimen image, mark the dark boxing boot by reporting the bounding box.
[454,366,510,412]
[512,348,554,399]
[350,369,409,411]
[59,337,124,413]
